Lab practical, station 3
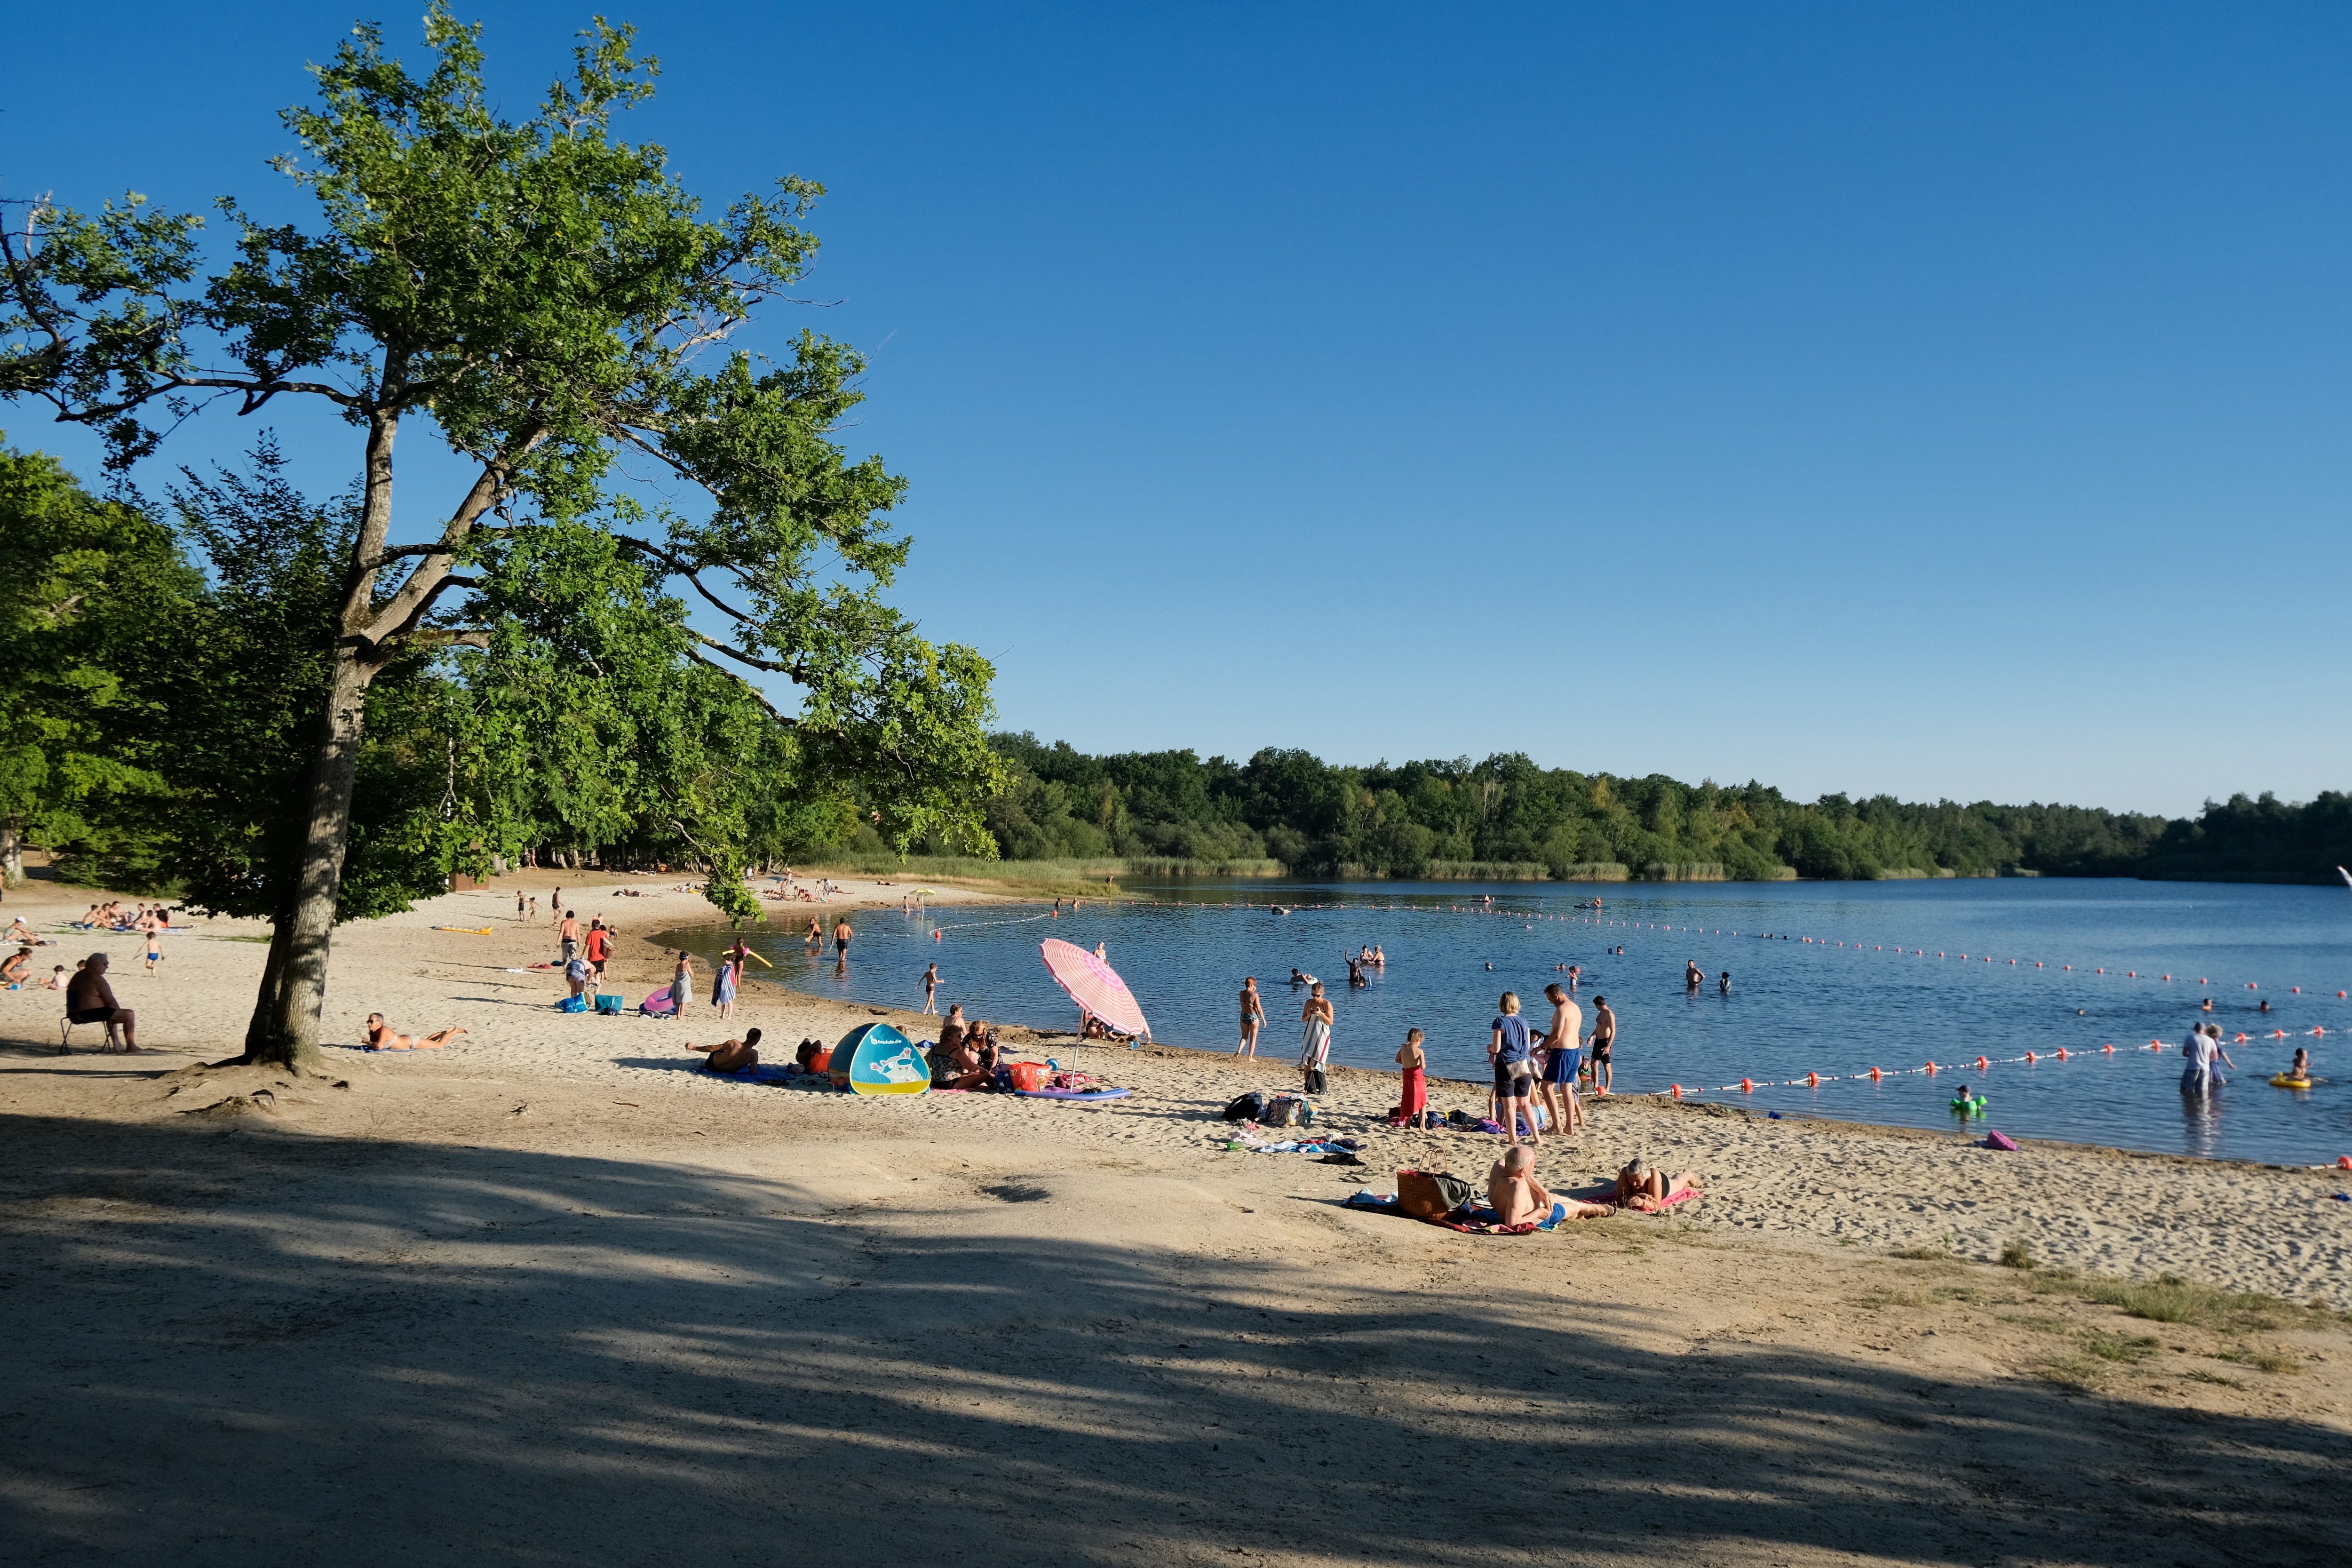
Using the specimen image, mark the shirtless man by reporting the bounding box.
[1685,959,1703,993]
[687,1027,763,1073]
[1489,1146,1615,1225]
[1237,977,1266,1056]
[1537,981,1584,1134]
[64,954,138,1051]
[833,918,853,958]
[1589,995,1616,1095]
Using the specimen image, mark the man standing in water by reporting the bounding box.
[1589,995,1617,1095]
[1685,960,1704,994]
[1538,981,1583,1135]
[1237,977,1266,1056]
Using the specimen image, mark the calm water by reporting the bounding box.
[663,877,2352,1166]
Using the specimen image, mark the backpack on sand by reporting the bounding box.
[1396,1170,1475,1220]
[1224,1091,1268,1122]
[1263,1094,1311,1128]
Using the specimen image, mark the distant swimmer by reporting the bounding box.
[1289,968,1317,987]
[1718,971,1732,995]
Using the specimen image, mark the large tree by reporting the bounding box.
[0,9,1003,1067]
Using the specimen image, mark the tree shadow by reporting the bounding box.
[0,1109,2344,1567]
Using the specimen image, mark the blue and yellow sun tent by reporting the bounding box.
[829,1022,930,1096]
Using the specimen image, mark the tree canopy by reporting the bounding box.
[0,8,1004,1064]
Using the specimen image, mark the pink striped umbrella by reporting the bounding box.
[1039,939,1151,1038]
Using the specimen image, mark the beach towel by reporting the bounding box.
[1239,1138,1365,1155]
[1344,1191,1580,1234]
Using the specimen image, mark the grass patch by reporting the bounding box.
[2184,1368,2242,1388]
[2079,1329,2161,1364]
[2214,1345,2302,1375]
[2018,1270,2342,1333]
[1997,1313,2072,1336]
[1891,1244,1948,1260]
[211,934,275,943]
[1999,1240,2037,1270]
[2035,1352,2112,1392]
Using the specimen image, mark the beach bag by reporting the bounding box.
[1007,1061,1050,1093]
[1304,1066,1327,1096]
[1397,1170,1474,1221]
[594,993,623,1016]
[1223,1092,1267,1122]
[1983,1129,2019,1151]
[556,995,588,1014]
[1263,1094,1307,1128]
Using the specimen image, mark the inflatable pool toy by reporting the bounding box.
[434,925,494,935]
[828,1021,929,1096]
[2270,1074,2313,1089]
[1950,1095,1988,1116]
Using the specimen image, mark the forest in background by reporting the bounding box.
[843,732,2352,885]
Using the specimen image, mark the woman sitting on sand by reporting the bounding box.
[687,1028,762,1073]
[1614,1158,1703,1211]
[364,1014,468,1051]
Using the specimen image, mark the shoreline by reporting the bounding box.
[2,873,2347,1307]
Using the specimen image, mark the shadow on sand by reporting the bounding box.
[0,1106,2343,1567]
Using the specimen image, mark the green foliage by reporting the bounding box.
[0,439,198,885]
[0,6,1004,955]
[975,734,2203,882]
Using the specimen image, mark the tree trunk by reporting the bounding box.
[0,813,22,888]
[253,647,375,1069]
[240,894,297,1060]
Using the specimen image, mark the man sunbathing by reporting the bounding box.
[687,1027,763,1073]
[1615,1158,1704,1211]
[364,1013,468,1051]
[1486,1146,1613,1226]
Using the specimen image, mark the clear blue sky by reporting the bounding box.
[9,3,2348,817]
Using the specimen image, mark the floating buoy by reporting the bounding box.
[2100,1043,2114,1053]
[1867,1066,1883,1080]
[1975,1056,1989,1070]
[2025,1051,2038,1063]
[1923,1061,1939,1075]
[1740,1077,1754,1092]
[1670,1084,1684,1098]
[2055,1047,2068,1059]
[1805,1072,1820,1086]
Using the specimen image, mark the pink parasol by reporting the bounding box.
[1039,939,1151,1038]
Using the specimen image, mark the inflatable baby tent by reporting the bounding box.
[829,1022,930,1096]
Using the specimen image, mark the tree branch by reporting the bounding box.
[612,534,756,626]
[683,646,797,727]
[691,630,802,679]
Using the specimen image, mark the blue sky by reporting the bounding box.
[8,3,2347,816]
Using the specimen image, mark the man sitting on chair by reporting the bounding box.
[65,953,139,1052]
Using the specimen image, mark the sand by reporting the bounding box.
[4,869,2349,1565]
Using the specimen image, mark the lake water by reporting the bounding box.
[663,877,2352,1167]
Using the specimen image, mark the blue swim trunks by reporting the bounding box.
[1545,1048,1581,1085]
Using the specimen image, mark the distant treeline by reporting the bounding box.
[871,734,2351,885]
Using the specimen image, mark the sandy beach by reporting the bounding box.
[4,870,2349,1565]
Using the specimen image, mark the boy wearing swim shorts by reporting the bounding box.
[1589,996,1615,1095]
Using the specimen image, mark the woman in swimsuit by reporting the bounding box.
[365,1013,467,1051]
[1615,1158,1702,1211]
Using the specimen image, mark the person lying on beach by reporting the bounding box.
[687,1028,763,1073]
[65,954,138,1051]
[1615,1158,1703,1211]
[364,1014,468,1051]
[8,917,40,946]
